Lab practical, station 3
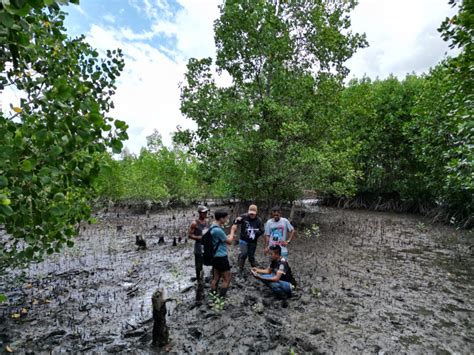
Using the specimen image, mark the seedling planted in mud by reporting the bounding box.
[209,292,225,313]
[416,222,427,233]
[170,265,181,279]
[311,287,321,298]
[303,224,320,240]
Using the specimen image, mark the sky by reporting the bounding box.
[2,0,457,153]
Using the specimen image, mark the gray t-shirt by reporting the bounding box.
[265,217,294,255]
[193,219,208,255]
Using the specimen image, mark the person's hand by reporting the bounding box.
[281,241,288,247]
[251,267,258,273]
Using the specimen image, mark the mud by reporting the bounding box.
[0,206,473,354]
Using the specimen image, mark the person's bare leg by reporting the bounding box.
[219,270,232,297]
[211,268,221,293]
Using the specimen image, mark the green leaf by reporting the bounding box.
[53,192,65,202]
[111,139,123,154]
[0,11,14,28]
[0,176,8,187]
[114,120,127,130]
[22,160,33,172]
[0,294,7,303]
[50,206,65,216]
[24,247,34,258]
[1,198,11,206]
[51,146,63,155]
[0,205,14,216]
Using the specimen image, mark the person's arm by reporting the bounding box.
[252,267,271,274]
[256,218,264,238]
[264,221,270,254]
[224,224,237,245]
[252,268,283,282]
[282,220,295,246]
[288,228,295,243]
[188,221,201,241]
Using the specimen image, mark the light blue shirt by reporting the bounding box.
[265,217,294,255]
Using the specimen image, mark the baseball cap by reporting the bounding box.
[248,204,258,216]
[197,205,208,213]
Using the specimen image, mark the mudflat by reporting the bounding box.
[1,206,472,354]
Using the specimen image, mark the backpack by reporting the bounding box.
[202,225,221,266]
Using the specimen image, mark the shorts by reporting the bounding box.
[212,256,231,272]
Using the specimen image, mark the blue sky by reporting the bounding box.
[2,0,457,153]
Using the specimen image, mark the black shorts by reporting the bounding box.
[212,256,231,272]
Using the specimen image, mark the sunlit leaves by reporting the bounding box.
[0,2,127,269]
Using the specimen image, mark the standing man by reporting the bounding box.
[210,209,237,298]
[188,205,209,281]
[264,206,295,259]
[234,204,264,274]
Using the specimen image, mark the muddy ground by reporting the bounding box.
[0,205,473,354]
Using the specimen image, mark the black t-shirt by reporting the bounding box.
[270,258,292,283]
[234,213,264,243]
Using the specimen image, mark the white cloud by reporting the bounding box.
[103,14,116,24]
[346,0,457,79]
[84,0,227,153]
[86,25,193,153]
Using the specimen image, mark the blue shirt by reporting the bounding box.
[210,223,227,257]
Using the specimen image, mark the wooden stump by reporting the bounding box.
[152,287,169,347]
[195,269,204,303]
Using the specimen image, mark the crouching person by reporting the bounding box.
[251,245,296,306]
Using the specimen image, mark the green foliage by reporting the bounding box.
[340,75,426,201]
[0,2,128,269]
[176,0,367,201]
[94,134,203,204]
[410,60,473,225]
[302,224,320,240]
[209,292,225,313]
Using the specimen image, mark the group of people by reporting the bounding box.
[188,204,296,304]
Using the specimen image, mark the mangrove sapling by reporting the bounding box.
[209,292,226,313]
[416,222,427,233]
[303,224,321,240]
